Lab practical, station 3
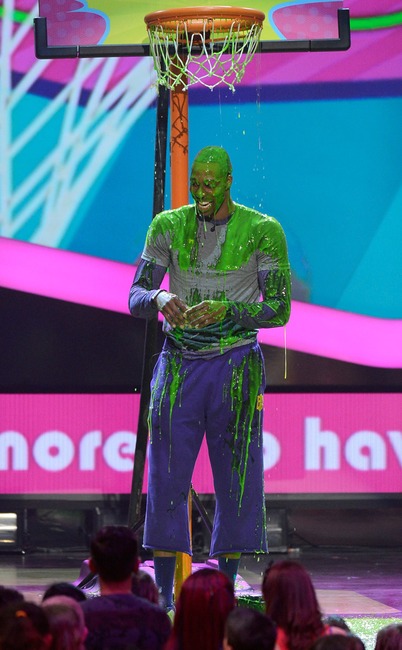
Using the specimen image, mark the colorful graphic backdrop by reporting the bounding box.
[0,1,401,497]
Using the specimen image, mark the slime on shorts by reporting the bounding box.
[144,340,268,557]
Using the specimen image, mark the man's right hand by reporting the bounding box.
[154,291,188,328]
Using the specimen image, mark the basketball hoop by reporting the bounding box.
[144,6,265,91]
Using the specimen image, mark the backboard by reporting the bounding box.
[34,1,350,59]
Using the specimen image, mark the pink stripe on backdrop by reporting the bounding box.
[1,237,401,368]
[245,29,402,86]
[347,0,402,16]
[0,393,401,495]
[0,236,168,313]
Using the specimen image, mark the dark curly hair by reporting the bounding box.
[90,525,138,583]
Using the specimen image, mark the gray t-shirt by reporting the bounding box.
[129,202,291,357]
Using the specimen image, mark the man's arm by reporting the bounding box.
[224,216,291,328]
[129,258,187,328]
[128,258,166,319]
[226,266,291,328]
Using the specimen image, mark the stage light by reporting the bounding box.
[0,512,19,549]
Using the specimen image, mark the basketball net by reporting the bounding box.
[145,7,265,91]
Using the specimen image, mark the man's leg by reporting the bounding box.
[153,551,177,610]
[207,342,268,567]
[144,349,205,605]
[218,553,241,583]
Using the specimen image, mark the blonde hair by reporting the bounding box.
[42,596,87,650]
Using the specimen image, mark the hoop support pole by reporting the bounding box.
[170,59,189,208]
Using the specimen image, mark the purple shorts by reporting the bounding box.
[143,340,268,557]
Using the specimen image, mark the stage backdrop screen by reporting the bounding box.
[1,0,402,374]
[0,393,401,495]
[1,0,402,501]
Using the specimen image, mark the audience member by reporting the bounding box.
[0,585,24,609]
[375,623,402,650]
[42,582,87,603]
[323,617,351,635]
[0,600,52,650]
[262,560,326,650]
[311,634,365,650]
[223,606,277,650]
[132,569,160,605]
[81,525,171,650]
[42,595,87,650]
[165,567,235,650]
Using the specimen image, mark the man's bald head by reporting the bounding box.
[192,146,232,177]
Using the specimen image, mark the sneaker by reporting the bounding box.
[166,605,175,622]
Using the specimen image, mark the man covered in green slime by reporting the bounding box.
[129,145,291,609]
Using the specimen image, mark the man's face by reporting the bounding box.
[190,161,231,219]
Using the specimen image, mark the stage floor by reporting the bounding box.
[1,546,401,618]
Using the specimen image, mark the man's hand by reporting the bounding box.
[154,291,188,328]
[185,300,227,328]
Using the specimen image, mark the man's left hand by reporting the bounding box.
[185,300,227,328]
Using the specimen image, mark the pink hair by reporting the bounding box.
[262,561,324,650]
[165,568,235,650]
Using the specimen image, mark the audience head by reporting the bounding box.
[311,634,365,650]
[42,582,86,603]
[323,617,351,635]
[224,606,277,650]
[166,568,235,650]
[131,569,160,605]
[0,586,24,609]
[375,623,402,650]
[262,560,324,650]
[0,601,52,650]
[42,595,87,650]
[89,525,139,583]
